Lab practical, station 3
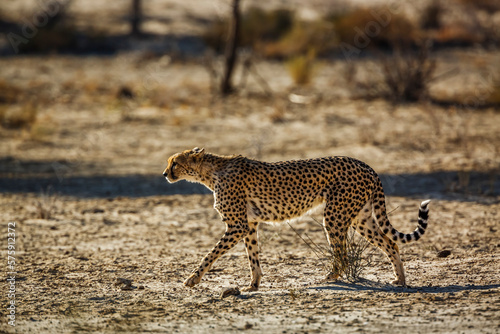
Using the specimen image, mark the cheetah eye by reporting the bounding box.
[171,162,177,169]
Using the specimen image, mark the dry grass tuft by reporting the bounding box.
[16,1,78,54]
[381,42,436,102]
[27,114,56,141]
[34,187,58,220]
[286,51,316,86]
[288,218,374,282]
[240,7,294,47]
[21,26,78,53]
[269,101,286,123]
[0,80,22,104]
[0,103,38,129]
[343,229,374,281]
[420,2,443,30]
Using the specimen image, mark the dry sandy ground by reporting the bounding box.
[0,49,499,333]
[1,194,499,333]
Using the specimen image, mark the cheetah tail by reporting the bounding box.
[388,200,431,244]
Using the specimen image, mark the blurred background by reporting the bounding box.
[0,0,499,197]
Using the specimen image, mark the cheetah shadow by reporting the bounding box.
[309,279,500,294]
[1,156,498,200]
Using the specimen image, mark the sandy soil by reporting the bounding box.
[1,193,499,333]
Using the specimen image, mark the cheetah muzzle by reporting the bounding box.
[163,147,430,291]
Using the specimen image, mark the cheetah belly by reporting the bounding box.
[246,196,325,223]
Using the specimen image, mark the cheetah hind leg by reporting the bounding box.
[352,201,407,286]
[323,201,350,282]
[324,242,349,282]
[323,243,348,281]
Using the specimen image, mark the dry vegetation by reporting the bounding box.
[202,1,500,57]
[381,42,436,102]
[286,50,316,86]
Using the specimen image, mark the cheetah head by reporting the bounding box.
[163,147,205,183]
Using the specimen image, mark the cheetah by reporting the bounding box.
[163,147,430,291]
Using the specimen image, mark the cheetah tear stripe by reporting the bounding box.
[390,200,431,243]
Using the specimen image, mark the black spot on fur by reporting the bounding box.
[419,210,429,220]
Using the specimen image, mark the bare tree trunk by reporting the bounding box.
[131,0,142,36]
[220,0,241,96]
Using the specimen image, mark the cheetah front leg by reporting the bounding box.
[184,226,249,287]
[242,223,263,292]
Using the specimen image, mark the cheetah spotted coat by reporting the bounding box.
[163,148,430,291]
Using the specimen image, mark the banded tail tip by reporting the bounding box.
[420,199,431,208]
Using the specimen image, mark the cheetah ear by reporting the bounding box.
[192,147,205,155]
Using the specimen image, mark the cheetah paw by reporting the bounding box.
[391,279,406,287]
[241,285,259,292]
[183,273,201,287]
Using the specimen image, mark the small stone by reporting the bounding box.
[115,278,132,286]
[437,250,451,258]
[115,277,135,290]
[220,287,240,298]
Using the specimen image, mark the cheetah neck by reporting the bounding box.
[196,153,240,191]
